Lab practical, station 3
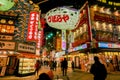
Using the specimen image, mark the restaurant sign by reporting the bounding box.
[27,11,39,41]
[0,41,15,50]
[16,43,36,53]
[45,7,80,30]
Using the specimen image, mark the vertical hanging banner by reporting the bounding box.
[27,11,39,41]
[36,29,44,49]
[62,30,66,50]
[56,37,62,51]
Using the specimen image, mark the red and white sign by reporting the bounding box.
[36,30,44,48]
[45,7,80,30]
[27,11,39,41]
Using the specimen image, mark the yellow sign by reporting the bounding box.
[97,0,120,7]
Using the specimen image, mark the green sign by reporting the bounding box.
[0,0,15,11]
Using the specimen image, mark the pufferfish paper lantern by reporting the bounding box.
[45,7,80,30]
[0,0,15,11]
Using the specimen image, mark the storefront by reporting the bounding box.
[15,43,37,77]
[68,1,120,72]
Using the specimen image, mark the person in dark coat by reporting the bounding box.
[71,61,75,72]
[90,56,107,80]
[61,58,68,76]
[53,60,57,71]
[37,73,51,80]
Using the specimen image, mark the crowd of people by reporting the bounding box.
[35,56,107,80]
[34,58,69,80]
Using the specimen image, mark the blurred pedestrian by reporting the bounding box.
[49,60,54,70]
[90,56,107,80]
[71,61,75,72]
[61,58,68,76]
[53,60,57,71]
[35,60,40,76]
[37,73,52,80]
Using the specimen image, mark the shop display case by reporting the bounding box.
[18,58,36,76]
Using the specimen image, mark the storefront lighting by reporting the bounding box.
[105,8,111,14]
[113,10,119,16]
[1,29,6,33]
[0,19,6,23]
[9,51,13,54]
[93,5,98,11]
[99,7,105,13]
[3,51,7,54]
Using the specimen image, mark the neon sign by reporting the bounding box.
[45,7,79,30]
[48,14,69,23]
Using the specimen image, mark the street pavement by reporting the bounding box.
[0,66,120,80]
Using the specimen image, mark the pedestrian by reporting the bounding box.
[53,60,57,71]
[90,56,107,80]
[49,60,54,70]
[35,60,40,76]
[71,61,75,72]
[37,73,52,80]
[61,58,68,76]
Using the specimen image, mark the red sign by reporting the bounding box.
[27,11,39,41]
[45,7,79,30]
[47,14,69,23]
[36,30,44,48]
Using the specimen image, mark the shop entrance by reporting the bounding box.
[6,55,18,75]
[75,56,80,69]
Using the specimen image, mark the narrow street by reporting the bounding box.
[0,66,120,80]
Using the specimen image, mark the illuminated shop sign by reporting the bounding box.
[98,42,120,48]
[98,42,110,48]
[0,35,13,40]
[0,41,15,50]
[27,11,39,41]
[36,30,44,49]
[0,25,14,34]
[62,30,66,50]
[55,51,65,58]
[17,43,36,53]
[97,0,120,7]
[45,7,79,30]
[69,44,87,52]
[74,44,87,50]
[56,37,61,51]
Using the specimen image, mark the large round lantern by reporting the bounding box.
[45,7,80,30]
